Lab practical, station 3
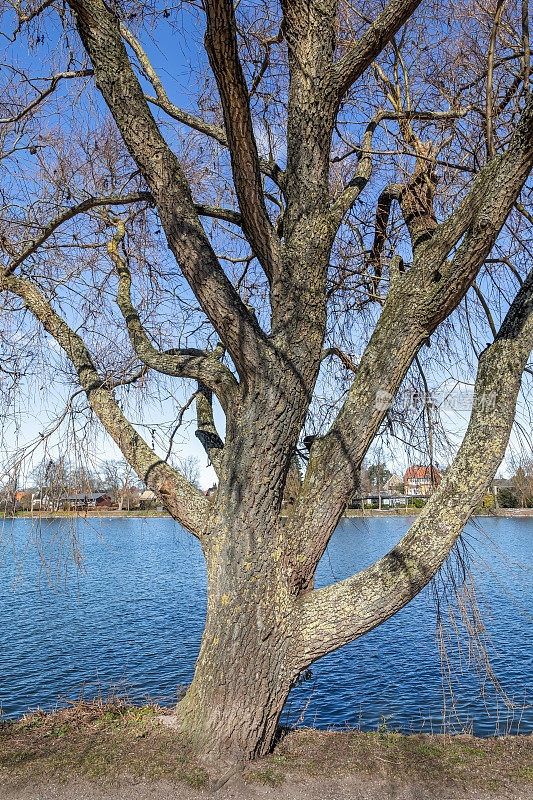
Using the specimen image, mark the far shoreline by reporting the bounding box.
[4,508,533,520]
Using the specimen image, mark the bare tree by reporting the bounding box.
[510,455,533,505]
[173,455,201,490]
[1,0,533,765]
[101,458,136,509]
[30,457,71,510]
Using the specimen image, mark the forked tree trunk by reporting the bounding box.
[12,0,532,770]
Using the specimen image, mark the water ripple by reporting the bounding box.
[0,516,530,735]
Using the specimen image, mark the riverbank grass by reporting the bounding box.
[246,727,533,790]
[1,701,531,793]
[0,700,208,788]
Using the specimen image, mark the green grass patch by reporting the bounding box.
[245,729,533,790]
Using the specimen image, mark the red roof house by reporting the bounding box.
[404,465,441,497]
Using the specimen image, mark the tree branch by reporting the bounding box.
[120,23,284,187]
[330,114,382,226]
[284,91,533,587]
[332,0,423,109]
[1,273,211,537]
[250,28,284,96]
[0,69,93,125]
[486,0,507,159]
[330,107,471,231]
[7,0,55,40]
[203,0,281,284]
[108,221,238,410]
[4,191,152,275]
[67,0,269,381]
[413,91,533,272]
[472,282,498,338]
[523,0,531,93]
[368,182,402,271]
[321,346,359,373]
[97,364,148,390]
[195,381,224,475]
[194,204,242,226]
[293,266,533,665]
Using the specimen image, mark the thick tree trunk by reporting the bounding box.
[177,545,294,763]
[177,613,292,763]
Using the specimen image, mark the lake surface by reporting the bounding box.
[0,515,531,735]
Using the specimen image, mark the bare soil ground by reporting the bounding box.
[0,703,531,800]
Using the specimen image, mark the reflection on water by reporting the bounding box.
[0,515,531,735]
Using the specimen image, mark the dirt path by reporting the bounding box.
[2,775,531,800]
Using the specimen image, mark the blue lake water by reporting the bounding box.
[0,515,531,735]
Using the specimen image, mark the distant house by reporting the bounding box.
[58,492,112,510]
[361,494,407,508]
[404,465,441,497]
[491,477,515,492]
[383,474,403,493]
[0,489,25,512]
[30,492,53,511]
[139,489,157,509]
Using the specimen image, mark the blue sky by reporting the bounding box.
[2,3,531,489]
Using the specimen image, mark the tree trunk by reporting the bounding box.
[177,543,294,763]
[177,618,292,763]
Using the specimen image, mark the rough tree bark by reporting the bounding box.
[2,0,533,765]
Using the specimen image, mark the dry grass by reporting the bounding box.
[247,728,533,790]
[0,699,531,793]
[0,698,208,789]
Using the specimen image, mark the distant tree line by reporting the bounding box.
[1,455,201,511]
